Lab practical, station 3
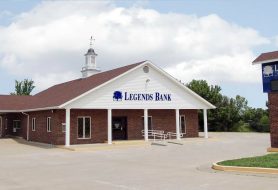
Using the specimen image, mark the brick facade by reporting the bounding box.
[28,110,66,145]
[1,109,199,145]
[268,92,278,148]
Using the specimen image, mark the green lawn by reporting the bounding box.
[218,153,278,168]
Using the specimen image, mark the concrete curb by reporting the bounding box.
[267,147,278,152]
[212,162,278,175]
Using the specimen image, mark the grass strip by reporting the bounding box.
[218,153,278,169]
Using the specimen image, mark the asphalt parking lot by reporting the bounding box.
[0,132,277,190]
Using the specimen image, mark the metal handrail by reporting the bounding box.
[167,132,183,139]
[152,132,167,141]
[141,130,184,141]
[141,130,166,141]
[141,130,164,136]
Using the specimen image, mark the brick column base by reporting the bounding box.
[269,92,278,148]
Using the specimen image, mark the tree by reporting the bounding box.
[186,80,222,106]
[186,79,269,132]
[10,79,35,95]
[242,108,269,132]
[186,80,223,131]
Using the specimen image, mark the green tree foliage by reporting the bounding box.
[10,79,35,95]
[187,80,269,132]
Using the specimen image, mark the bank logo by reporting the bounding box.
[263,65,274,77]
[113,91,123,101]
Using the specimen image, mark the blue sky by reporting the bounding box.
[0,0,276,108]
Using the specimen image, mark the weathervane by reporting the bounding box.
[90,36,95,48]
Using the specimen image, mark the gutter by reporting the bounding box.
[0,107,60,113]
[21,112,30,141]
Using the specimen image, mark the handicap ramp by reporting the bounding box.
[151,141,167,146]
[150,140,184,146]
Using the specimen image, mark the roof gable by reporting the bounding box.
[65,61,215,109]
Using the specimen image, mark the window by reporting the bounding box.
[47,117,51,132]
[32,118,36,131]
[143,66,149,73]
[180,115,186,134]
[141,116,152,130]
[61,123,66,133]
[13,120,21,131]
[271,80,278,91]
[77,117,91,139]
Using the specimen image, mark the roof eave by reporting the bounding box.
[0,110,21,113]
[0,106,60,113]
[21,106,60,112]
[252,58,278,65]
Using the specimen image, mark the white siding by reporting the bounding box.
[67,64,213,109]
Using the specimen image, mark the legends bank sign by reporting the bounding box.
[113,91,171,101]
[262,62,278,92]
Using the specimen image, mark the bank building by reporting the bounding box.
[0,40,215,146]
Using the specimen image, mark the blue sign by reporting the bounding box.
[113,91,171,101]
[262,62,278,92]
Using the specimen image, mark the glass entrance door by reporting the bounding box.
[112,117,127,140]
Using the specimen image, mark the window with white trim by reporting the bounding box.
[77,117,91,139]
[141,116,153,130]
[47,117,51,132]
[32,118,36,131]
[5,118,7,129]
[180,115,186,134]
[61,123,66,133]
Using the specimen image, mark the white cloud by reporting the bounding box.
[165,52,261,85]
[0,1,269,92]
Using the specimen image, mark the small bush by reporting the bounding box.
[231,121,253,132]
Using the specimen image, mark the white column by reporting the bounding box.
[144,109,148,141]
[175,109,181,140]
[108,109,112,145]
[203,109,208,138]
[65,108,70,146]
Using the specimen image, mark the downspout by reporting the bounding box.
[22,112,30,141]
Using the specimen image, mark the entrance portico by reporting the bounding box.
[64,108,208,146]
